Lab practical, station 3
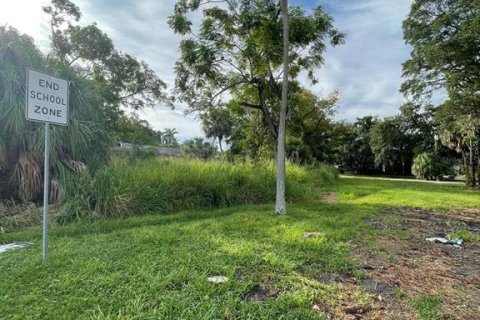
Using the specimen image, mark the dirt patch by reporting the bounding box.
[355,207,480,319]
[244,284,280,302]
[319,193,338,204]
[313,207,479,319]
[312,282,392,320]
[312,277,416,320]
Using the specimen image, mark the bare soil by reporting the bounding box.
[315,207,480,319]
[244,284,280,302]
[319,193,339,204]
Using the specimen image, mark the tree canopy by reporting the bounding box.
[402,0,480,113]
[43,0,171,129]
[169,0,344,141]
[402,0,480,186]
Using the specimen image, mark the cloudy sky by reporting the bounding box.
[0,0,413,140]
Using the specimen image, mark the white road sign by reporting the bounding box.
[26,69,69,126]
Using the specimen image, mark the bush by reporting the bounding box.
[60,158,337,220]
[411,152,452,180]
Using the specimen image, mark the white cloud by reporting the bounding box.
[308,0,415,121]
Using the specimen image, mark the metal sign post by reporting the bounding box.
[42,124,50,260]
[26,69,69,261]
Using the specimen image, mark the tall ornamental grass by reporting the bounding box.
[60,158,336,220]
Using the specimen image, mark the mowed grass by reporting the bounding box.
[1,177,479,319]
[337,176,480,210]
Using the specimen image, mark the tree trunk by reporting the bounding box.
[275,0,289,215]
[470,139,476,187]
[462,150,470,187]
[257,81,278,140]
[218,136,223,153]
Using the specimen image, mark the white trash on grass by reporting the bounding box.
[207,276,229,284]
[426,237,463,248]
[0,242,31,254]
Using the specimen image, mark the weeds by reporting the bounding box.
[58,158,336,221]
[411,296,452,320]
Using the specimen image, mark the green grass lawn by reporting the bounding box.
[1,177,478,319]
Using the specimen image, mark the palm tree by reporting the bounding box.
[162,128,178,146]
[0,26,110,203]
[201,107,233,153]
[156,130,164,145]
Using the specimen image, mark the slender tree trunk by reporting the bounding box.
[470,139,476,187]
[218,137,223,153]
[462,150,470,187]
[275,0,289,215]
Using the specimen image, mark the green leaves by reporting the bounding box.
[43,0,171,116]
[68,24,113,62]
[168,12,193,34]
[402,0,480,111]
[402,0,480,186]
[170,0,343,154]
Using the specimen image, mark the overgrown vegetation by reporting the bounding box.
[58,158,337,222]
[0,0,173,204]
[0,26,110,203]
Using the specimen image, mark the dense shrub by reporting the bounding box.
[60,158,337,220]
[412,152,453,180]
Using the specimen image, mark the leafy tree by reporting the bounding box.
[201,106,234,153]
[436,103,479,186]
[398,103,436,153]
[369,116,414,175]
[226,89,340,164]
[286,90,339,163]
[181,137,217,160]
[0,26,109,202]
[226,104,274,161]
[402,0,480,113]
[412,152,452,180]
[402,0,480,185]
[168,0,344,141]
[114,114,160,146]
[43,0,171,129]
[334,116,378,174]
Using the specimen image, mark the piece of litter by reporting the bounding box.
[304,232,325,238]
[0,242,31,254]
[426,237,463,247]
[207,276,229,284]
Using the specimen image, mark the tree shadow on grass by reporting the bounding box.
[0,204,278,244]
